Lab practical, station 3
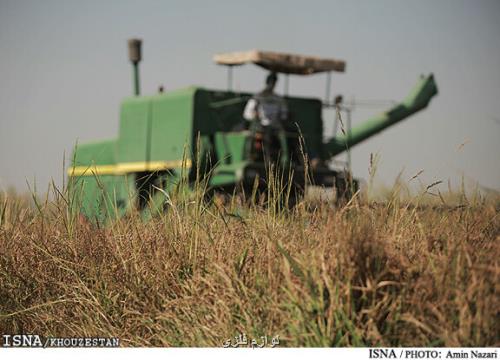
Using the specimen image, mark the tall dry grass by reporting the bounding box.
[0,176,498,347]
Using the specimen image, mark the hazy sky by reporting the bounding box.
[1,0,499,193]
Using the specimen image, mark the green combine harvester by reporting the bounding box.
[68,39,438,222]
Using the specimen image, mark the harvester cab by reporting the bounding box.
[211,50,348,193]
[68,40,438,222]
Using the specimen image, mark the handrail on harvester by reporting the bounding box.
[324,74,438,157]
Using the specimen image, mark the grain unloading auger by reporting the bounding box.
[325,73,438,156]
[68,40,438,222]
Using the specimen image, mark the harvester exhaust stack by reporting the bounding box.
[128,38,142,96]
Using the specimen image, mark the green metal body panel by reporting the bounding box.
[287,97,324,159]
[209,162,247,187]
[193,90,248,134]
[72,140,116,167]
[214,132,248,164]
[118,87,196,164]
[117,98,150,163]
[150,88,196,162]
[70,174,134,222]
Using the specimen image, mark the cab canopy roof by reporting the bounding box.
[213,50,346,75]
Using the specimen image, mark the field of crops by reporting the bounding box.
[0,180,498,347]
